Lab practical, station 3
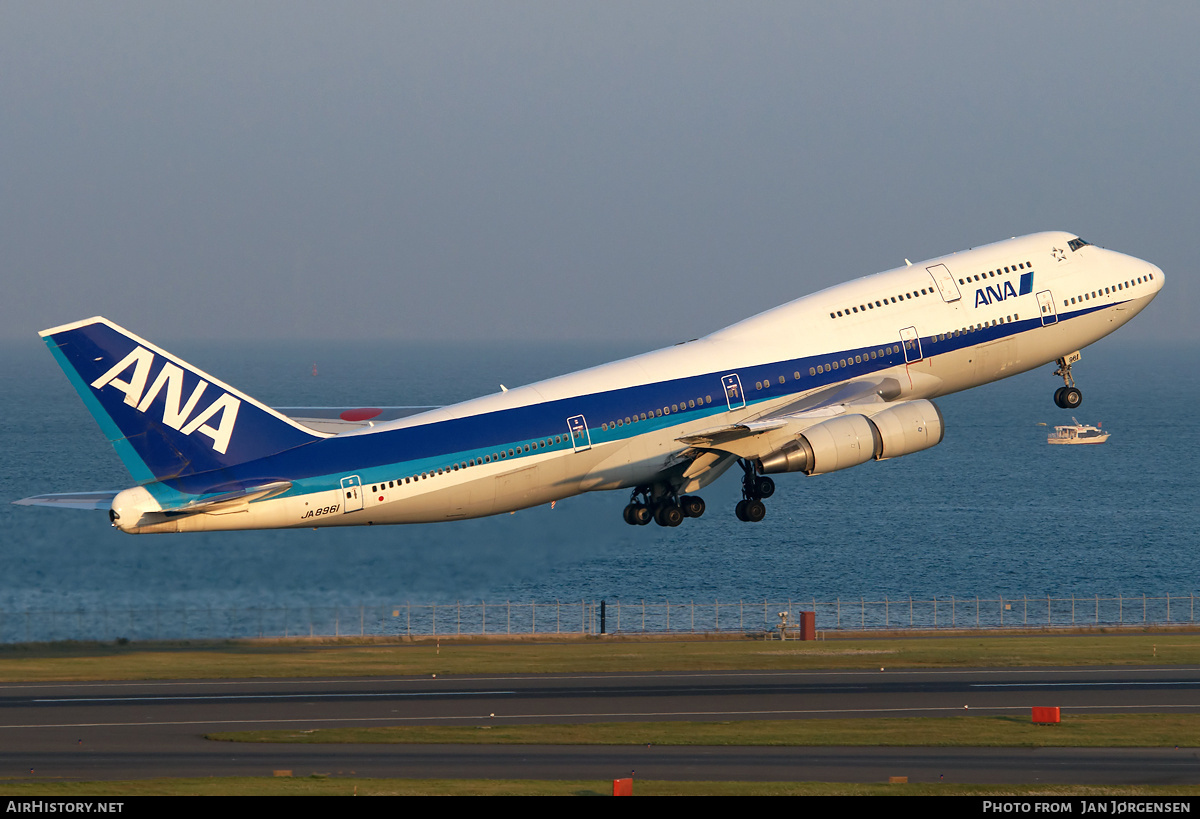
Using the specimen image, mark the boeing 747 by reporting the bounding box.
[15,231,1162,532]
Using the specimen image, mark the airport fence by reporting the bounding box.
[1,592,1199,643]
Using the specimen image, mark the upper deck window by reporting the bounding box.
[1068,237,1091,252]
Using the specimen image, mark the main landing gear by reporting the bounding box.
[620,460,776,526]
[1053,353,1083,409]
[622,485,706,527]
[734,458,773,523]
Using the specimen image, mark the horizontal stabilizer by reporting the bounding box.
[12,491,121,511]
[158,480,292,515]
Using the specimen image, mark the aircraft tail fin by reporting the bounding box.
[40,317,325,484]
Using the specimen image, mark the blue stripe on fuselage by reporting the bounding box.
[159,297,1125,498]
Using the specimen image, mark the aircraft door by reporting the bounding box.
[1036,290,1059,325]
[926,264,962,303]
[721,374,746,410]
[340,476,363,513]
[566,415,592,452]
[899,326,923,363]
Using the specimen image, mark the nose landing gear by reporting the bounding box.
[1053,352,1083,409]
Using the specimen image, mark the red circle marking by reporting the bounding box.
[340,408,383,422]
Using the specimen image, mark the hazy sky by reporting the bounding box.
[3,2,1196,343]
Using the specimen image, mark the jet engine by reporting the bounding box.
[756,399,944,475]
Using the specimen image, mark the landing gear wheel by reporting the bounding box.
[1053,353,1083,409]
[655,504,684,527]
[624,503,653,525]
[680,495,706,518]
[735,458,772,522]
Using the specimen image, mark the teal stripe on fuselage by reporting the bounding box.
[160,298,1112,500]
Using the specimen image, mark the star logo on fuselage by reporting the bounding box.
[1052,247,1066,262]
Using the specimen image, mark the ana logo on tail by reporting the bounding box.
[90,346,241,454]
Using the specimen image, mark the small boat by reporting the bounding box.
[1048,418,1110,445]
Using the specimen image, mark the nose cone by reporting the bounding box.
[1147,261,1165,296]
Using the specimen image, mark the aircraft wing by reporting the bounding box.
[676,376,906,461]
[276,406,440,434]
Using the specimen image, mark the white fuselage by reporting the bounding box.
[110,231,1162,532]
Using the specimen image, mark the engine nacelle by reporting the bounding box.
[868,399,944,460]
[756,399,944,475]
[757,413,880,475]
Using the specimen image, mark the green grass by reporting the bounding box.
[4,632,1198,796]
[0,631,1197,682]
[0,778,1199,796]
[208,714,1200,748]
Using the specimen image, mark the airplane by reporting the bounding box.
[15,231,1163,533]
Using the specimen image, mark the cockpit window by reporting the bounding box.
[1068,237,1091,252]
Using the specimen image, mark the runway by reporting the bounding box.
[3,667,1200,784]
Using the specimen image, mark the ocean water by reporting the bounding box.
[1,334,1196,625]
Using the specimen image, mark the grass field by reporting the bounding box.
[2,779,1199,797]
[3,630,1198,796]
[1,629,1197,682]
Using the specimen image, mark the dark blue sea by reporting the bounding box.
[0,334,1196,638]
